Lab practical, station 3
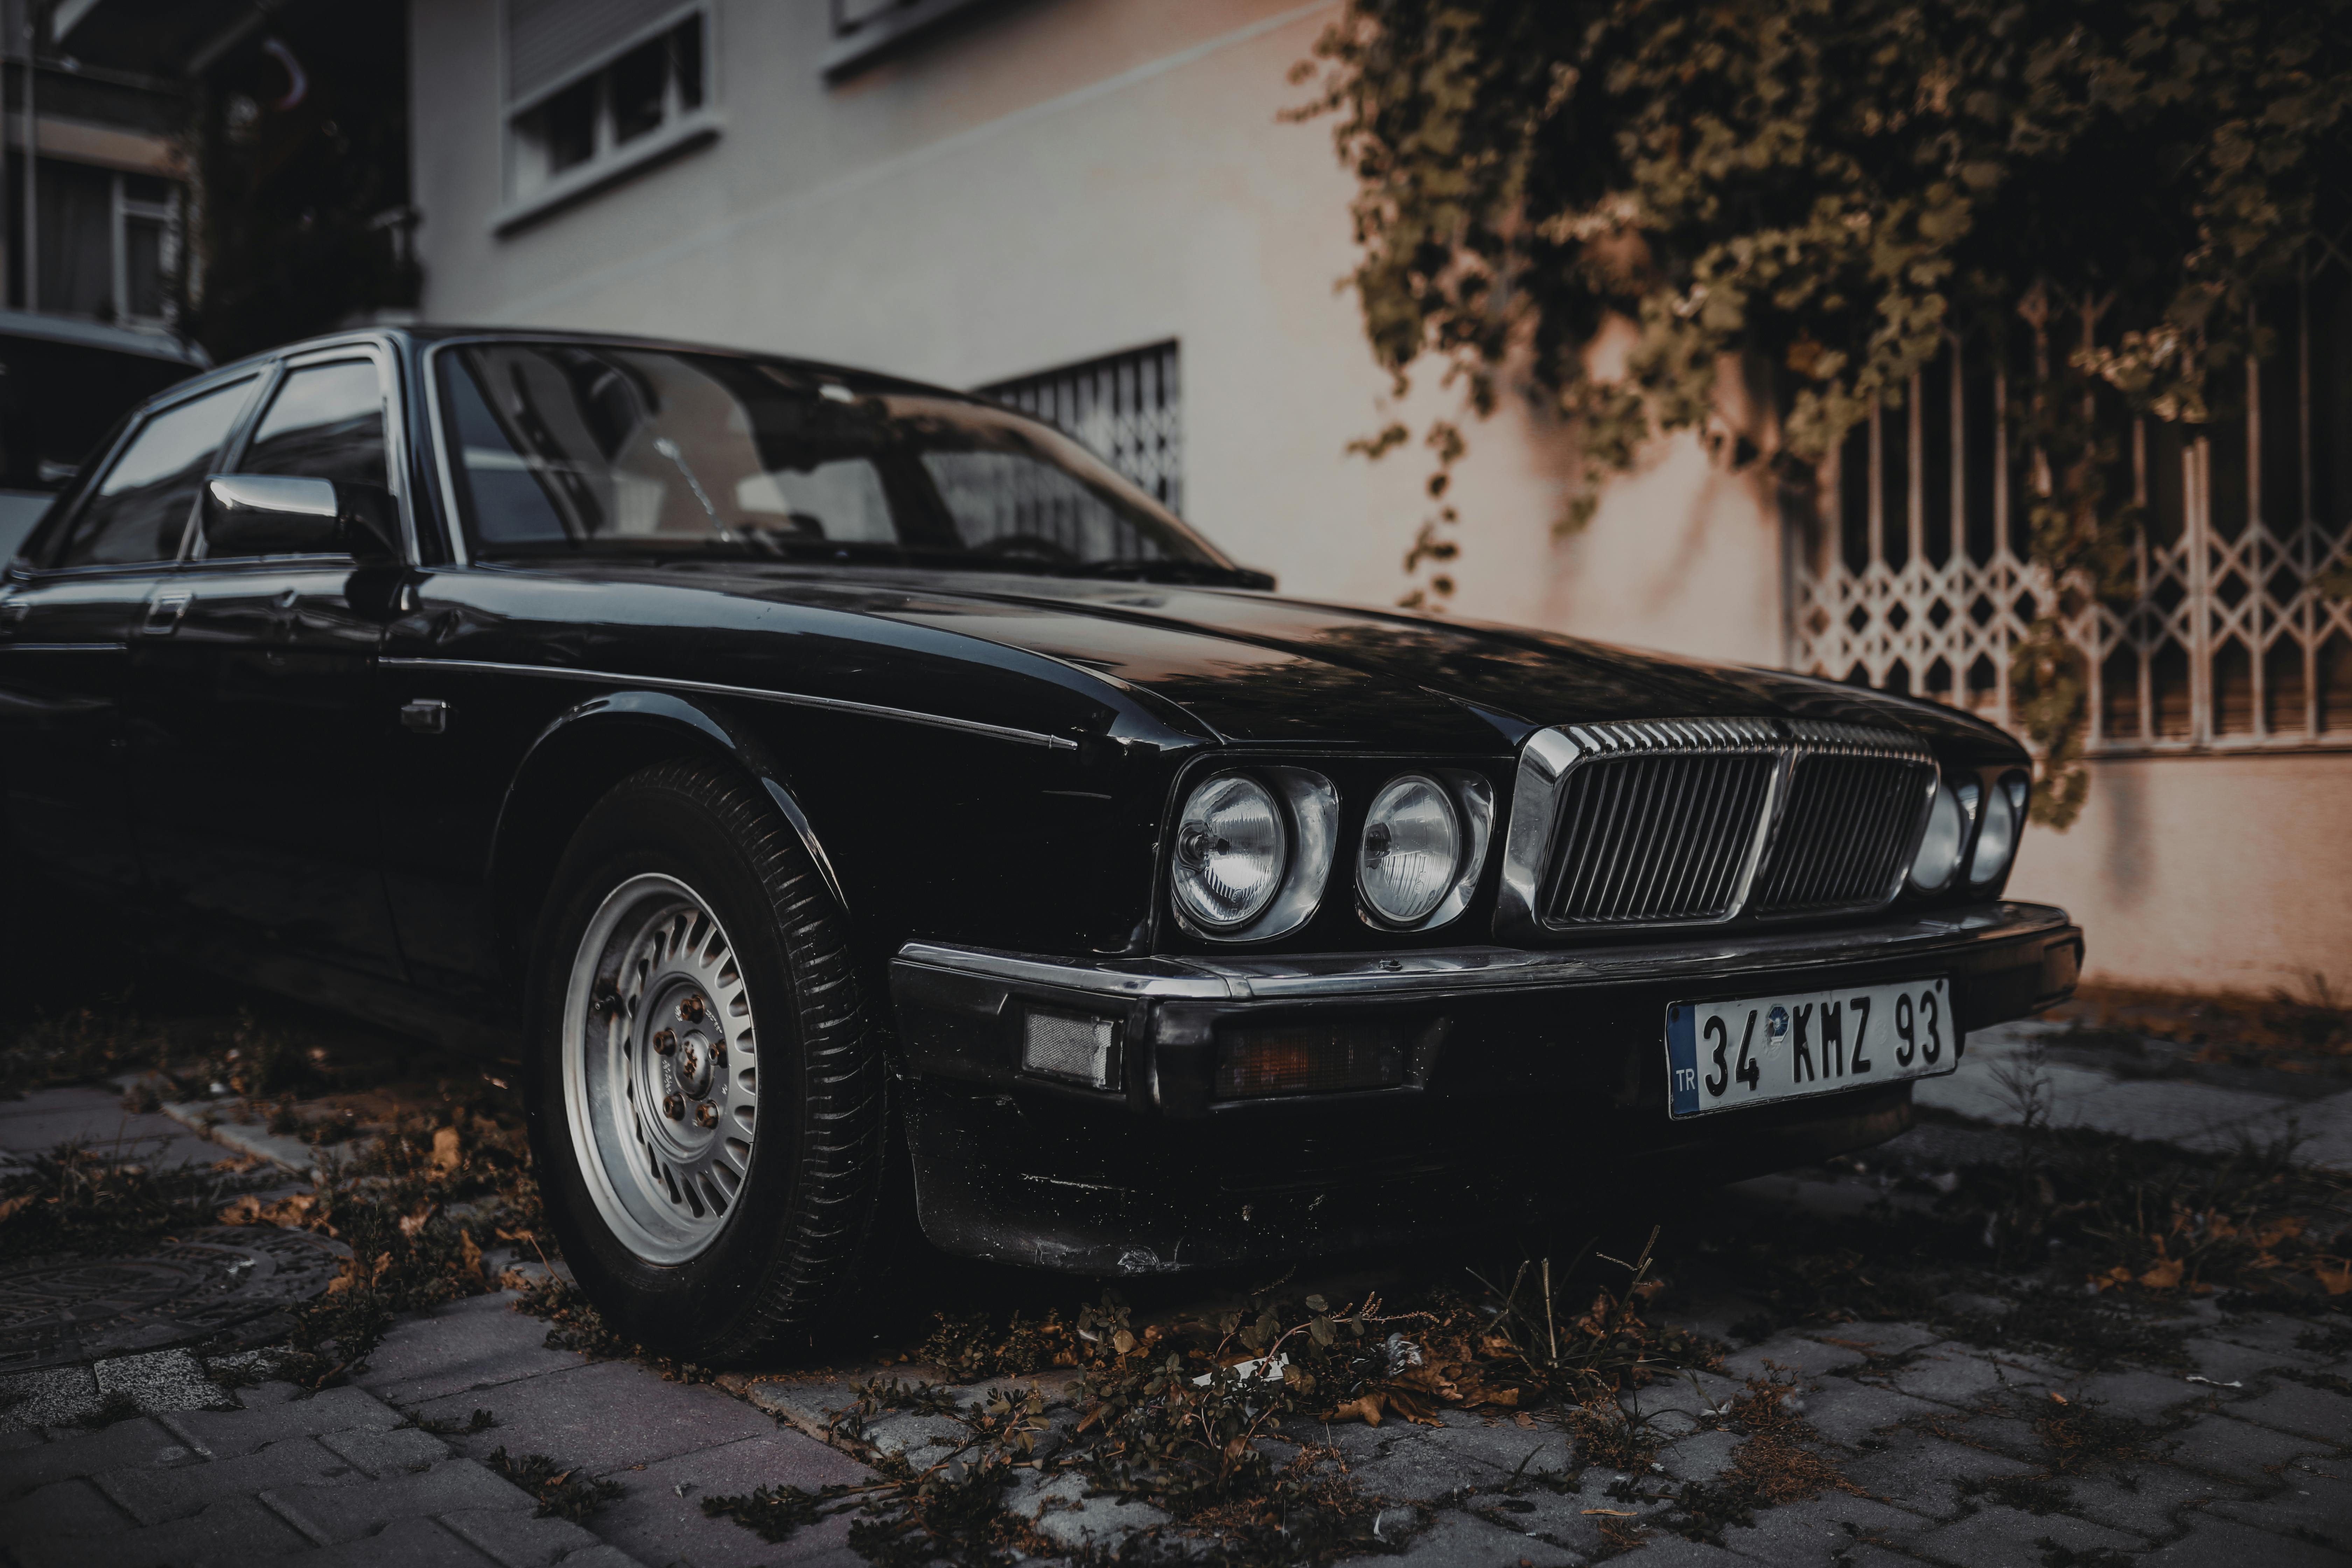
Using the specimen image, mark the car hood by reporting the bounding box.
[517,560,2023,757]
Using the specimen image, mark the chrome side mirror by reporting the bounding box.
[202,473,400,564]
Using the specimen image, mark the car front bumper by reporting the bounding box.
[888,901,2082,1273]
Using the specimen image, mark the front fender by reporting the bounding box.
[489,688,852,925]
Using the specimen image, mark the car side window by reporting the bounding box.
[239,359,388,489]
[51,377,256,568]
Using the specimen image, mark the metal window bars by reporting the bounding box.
[980,341,1183,517]
[1788,259,2352,753]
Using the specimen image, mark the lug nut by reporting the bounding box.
[652,1029,677,1056]
[678,995,707,1023]
[694,1100,719,1129]
[663,1093,684,1120]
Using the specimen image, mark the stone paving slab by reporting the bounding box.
[263,1514,498,1567]
[15,1031,2352,1568]
[592,1431,870,1568]
[1907,1501,2148,1566]
[1708,1489,1924,1564]
[353,1292,589,1407]
[7,1492,318,1568]
[2136,1511,2352,1565]
[0,1088,225,1170]
[419,1357,776,1478]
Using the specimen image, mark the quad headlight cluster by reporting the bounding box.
[1907,771,2029,895]
[1170,767,1492,941]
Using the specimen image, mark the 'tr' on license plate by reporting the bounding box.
[1663,977,1955,1118]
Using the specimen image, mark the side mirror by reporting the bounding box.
[202,474,401,565]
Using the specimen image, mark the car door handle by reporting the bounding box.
[400,698,448,734]
[141,593,192,636]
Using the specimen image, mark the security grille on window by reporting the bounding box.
[1789,260,2352,754]
[504,0,709,208]
[981,342,1183,517]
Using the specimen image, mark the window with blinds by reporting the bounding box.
[502,0,713,217]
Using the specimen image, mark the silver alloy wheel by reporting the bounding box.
[561,873,761,1265]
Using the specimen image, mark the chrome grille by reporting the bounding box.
[1503,717,1935,938]
[1750,742,1935,915]
[1547,751,1777,923]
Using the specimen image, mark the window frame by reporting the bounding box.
[31,369,266,576]
[494,1,719,237]
[188,341,416,567]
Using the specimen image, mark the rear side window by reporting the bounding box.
[241,359,387,487]
[53,377,255,568]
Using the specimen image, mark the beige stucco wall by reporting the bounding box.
[407,0,2341,996]
[407,0,1784,665]
[2007,754,2352,999]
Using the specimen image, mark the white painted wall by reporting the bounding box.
[408,0,2350,997]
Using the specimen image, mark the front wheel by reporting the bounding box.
[523,759,891,1360]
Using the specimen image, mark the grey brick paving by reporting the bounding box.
[2136,1511,2352,1565]
[2205,1458,2352,1550]
[2227,1377,2352,1443]
[2163,1411,2340,1482]
[1829,1428,2037,1517]
[1373,1506,1586,1567]
[1707,1490,1923,1564]
[262,1457,539,1545]
[2059,1461,2252,1536]
[1907,1502,2146,1566]
[8,1492,317,1567]
[94,1434,363,1525]
[354,1293,590,1407]
[1776,1374,1945,1446]
[10,1473,135,1536]
[264,1513,493,1567]
[418,1357,774,1476]
[15,1059,2352,1567]
[160,1383,403,1458]
[320,1423,455,1478]
[590,1432,871,1567]
[438,1505,632,1568]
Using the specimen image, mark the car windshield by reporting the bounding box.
[437,342,1237,580]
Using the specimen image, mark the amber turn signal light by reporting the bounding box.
[1215,1021,1407,1099]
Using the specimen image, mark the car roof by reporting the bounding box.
[209,324,980,406]
[0,309,210,366]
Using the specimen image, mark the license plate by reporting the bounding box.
[1664,976,1954,1118]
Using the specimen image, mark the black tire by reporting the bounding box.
[523,758,894,1361]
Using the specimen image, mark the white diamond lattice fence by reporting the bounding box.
[981,341,1183,518]
[1790,268,2352,755]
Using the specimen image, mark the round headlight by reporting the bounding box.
[1172,774,1288,930]
[1359,774,1462,926]
[1968,779,2019,885]
[1908,779,1971,893]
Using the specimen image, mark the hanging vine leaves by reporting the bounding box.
[1291,0,2352,823]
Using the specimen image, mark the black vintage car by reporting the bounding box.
[0,328,2082,1357]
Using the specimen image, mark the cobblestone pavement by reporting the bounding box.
[1,1016,2348,1566]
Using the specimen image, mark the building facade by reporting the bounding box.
[406,0,2352,999]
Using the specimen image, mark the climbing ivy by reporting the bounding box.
[1292,0,2352,824]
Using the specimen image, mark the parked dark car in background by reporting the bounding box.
[0,328,2082,1359]
[0,310,205,564]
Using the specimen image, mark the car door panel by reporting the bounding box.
[124,349,412,983]
[0,374,262,898]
